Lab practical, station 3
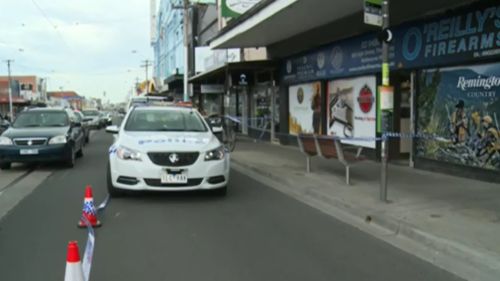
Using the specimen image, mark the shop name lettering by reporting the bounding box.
[403,6,500,61]
[457,76,500,90]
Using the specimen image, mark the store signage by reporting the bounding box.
[379,86,394,110]
[282,3,500,84]
[358,85,375,113]
[417,62,500,171]
[394,4,500,69]
[200,84,224,94]
[364,0,382,27]
[204,49,240,71]
[222,0,260,18]
[289,82,322,135]
[328,76,377,148]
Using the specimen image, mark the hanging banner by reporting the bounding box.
[327,76,377,148]
[289,82,322,135]
[222,0,261,18]
[417,62,500,170]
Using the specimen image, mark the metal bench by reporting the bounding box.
[315,135,365,185]
[297,134,318,173]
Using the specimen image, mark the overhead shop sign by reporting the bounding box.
[394,4,500,69]
[222,0,261,18]
[282,3,500,84]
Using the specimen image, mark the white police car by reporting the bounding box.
[106,105,229,196]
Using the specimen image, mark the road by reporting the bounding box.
[0,130,463,281]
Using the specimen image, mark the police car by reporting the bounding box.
[106,103,229,197]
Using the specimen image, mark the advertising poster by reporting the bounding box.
[417,63,500,170]
[327,76,377,148]
[289,82,322,135]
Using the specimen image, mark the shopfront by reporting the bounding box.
[190,60,277,136]
[279,1,500,180]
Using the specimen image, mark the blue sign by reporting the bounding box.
[282,3,500,84]
[282,33,394,83]
[395,4,500,69]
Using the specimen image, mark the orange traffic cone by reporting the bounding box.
[78,185,101,228]
[64,241,84,281]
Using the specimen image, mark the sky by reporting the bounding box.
[0,0,154,103]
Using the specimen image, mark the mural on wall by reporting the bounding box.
[289,82,322,135]
[327,76,377,148]
[417,62,500,170]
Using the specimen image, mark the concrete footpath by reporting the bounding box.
[231,137,500,281]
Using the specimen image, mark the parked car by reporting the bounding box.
[74,111,90,144]
[81,109,101,129]
[102,112,113,126]
[0,108,85,169]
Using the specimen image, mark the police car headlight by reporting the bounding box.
[204,146,225,161]
[49,135,67,144]
[0,137,13,146]
[117,146,142,161]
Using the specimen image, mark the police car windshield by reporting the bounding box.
[13,111,69,128]
[124,109,207,132]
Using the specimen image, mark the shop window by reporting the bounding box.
[416,63,500,171]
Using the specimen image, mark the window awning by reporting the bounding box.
[189,60,276,84]
[210,0,473,50]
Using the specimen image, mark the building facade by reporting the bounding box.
[0,75,47,117]
[153,0,185,96]
[209,0,500,182]
[47,91,84,110]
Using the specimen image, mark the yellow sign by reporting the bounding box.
[382,63,389,86]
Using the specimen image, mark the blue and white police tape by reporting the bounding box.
[80,216,95,281]
[79,195,109,281]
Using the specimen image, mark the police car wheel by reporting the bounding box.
[212,186,227,196]
[107,163,124,197]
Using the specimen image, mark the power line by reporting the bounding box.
[30,0,71,50]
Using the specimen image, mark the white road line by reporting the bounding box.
[0,170,52,220]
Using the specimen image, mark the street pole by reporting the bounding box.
[4,60,14,120]
[182,0,190,102]
[141,60,152,95]
[380,0,390,202]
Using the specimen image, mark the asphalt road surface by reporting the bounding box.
[0,130,464,281]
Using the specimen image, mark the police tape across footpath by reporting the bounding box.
[224,115,447,142]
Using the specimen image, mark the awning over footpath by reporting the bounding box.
[210,0,472,49]
[189,60,276,84]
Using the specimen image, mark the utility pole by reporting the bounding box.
[380,0,391,202]
[141,60,152,94]
[182,0,190,102]
[3,60,14,120]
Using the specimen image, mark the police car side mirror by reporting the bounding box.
[106,125,119,134]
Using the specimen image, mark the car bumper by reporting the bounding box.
[109,154,230,191]
[0,144,71,163]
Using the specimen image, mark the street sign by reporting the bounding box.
[364,0,382,27]
[379,86,394,110]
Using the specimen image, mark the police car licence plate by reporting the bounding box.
[161,173,188,184]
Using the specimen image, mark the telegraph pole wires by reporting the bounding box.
[141,60,152,94]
